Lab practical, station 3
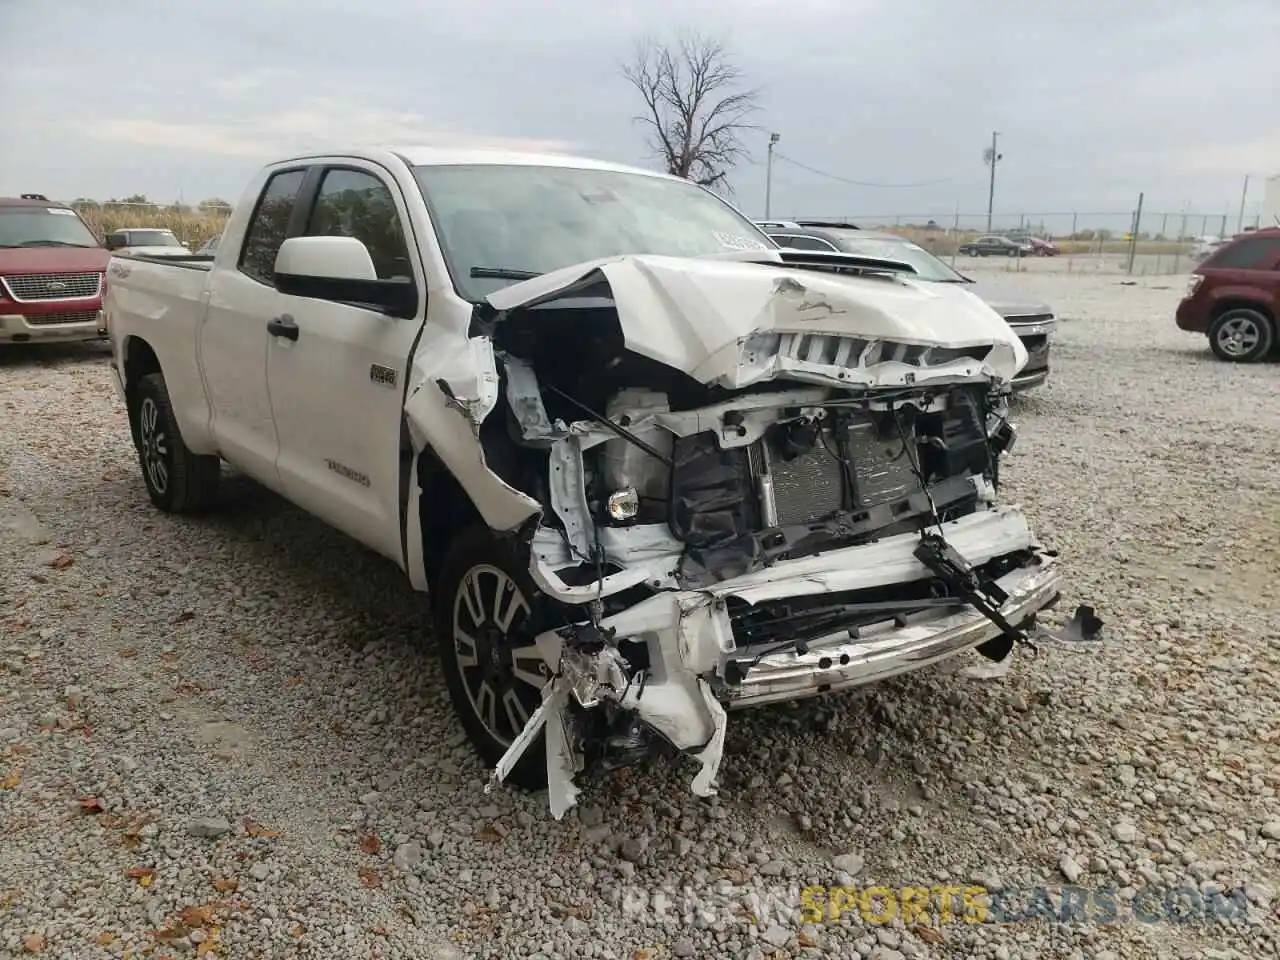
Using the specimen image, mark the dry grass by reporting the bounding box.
[73,205,231,251]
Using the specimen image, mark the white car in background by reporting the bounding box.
[104,228,191,258]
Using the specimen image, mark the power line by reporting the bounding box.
[772,152,954,189]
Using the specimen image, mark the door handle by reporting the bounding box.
[267,314,299,341]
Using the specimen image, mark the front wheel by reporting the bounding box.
[131,373,220,512]
[434,527,555,790]
[1209,309,1274,362]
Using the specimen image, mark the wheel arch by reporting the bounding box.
[416,446,487,590]
[1209,297,1274,326]
[121,335,163,446]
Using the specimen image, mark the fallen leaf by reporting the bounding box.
[631,951,653,960]
[211,877,238,893]
[243,818,280,839]
[357,867,382,889]
[77,796,105,814]
[915,925,944,945]
[179,905,213,927]
[173,611,196,624]
[49,555,74,570]
[798,929,819,947]
[359,834,381,855]
[22,932,45,953]
[152,923,189,944]
[126,867,155,887]
[97,933,118,947]
[1,767,21,790]
[290,924,306,938]
[118,648,139,659]
[473,825,503,843]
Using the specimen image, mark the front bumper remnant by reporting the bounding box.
[491,508,1062,818]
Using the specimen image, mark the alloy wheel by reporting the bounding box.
[451,563,548,746]
[138,397,169,495]
[1215,316,1262,358]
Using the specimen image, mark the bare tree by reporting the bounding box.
[621,32,760,190]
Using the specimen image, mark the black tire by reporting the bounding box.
[1208,308,1274,363]
[131,372,220,512]
[434,526,555,790]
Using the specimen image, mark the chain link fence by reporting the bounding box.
[781,209,1268,276]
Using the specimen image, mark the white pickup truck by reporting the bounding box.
[104,147,1063,817]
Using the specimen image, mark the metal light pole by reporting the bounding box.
[984,131,1002,232]
[765,132,780,218]
[1236,174,1250,234]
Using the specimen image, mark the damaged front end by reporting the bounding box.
[446,254,1061,817]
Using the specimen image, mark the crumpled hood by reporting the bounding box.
[487,253,1027,387]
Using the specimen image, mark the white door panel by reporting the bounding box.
[197,165,310,490]
[199,272,281,486]
[266,163,426,567]
[268,300,416,562]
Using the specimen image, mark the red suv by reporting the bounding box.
[1175,227,1280,362]
[0,195,110,345]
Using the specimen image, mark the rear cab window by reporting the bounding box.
[1204,235,1280,271]
[238,169,309,285]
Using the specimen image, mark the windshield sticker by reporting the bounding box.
[46,208,78,216]
[714,232,768,252]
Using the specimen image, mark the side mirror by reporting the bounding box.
[273,236,417,319]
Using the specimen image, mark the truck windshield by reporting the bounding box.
[128,230,182,246]
[412,164,774,300]
[0,208,100,248]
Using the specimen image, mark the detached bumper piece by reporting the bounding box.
[720,549,1060,710]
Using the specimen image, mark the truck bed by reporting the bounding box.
[114,253,215,271]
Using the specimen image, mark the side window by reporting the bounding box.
[1206,236,1280,270]
[788,235,839,252]
[768,234,797,248]
[238,169,307,285]
[305,168,412,280]
[106,232,126,248]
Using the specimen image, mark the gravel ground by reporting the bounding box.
[1,270,1277,960]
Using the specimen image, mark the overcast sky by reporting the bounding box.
[2,0,1276,231]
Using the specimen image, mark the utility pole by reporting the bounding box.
[984,131,1002,232]
[764,132,780,219]
[1236,174,1250,234]
[1126,191,1143,275]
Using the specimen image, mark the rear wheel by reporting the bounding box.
[131,373,220,512]
[434,526,555,790]
[1208,308,1274,363]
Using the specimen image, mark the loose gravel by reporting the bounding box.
[1,269,1277,960]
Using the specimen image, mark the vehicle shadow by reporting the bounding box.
[0,341,112,368]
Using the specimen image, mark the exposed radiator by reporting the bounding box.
[757,417,922,526]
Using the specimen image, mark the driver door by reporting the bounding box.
[265,163,426,566]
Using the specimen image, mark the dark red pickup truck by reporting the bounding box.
[1175,227,1280,362]
[0,195,110,345]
